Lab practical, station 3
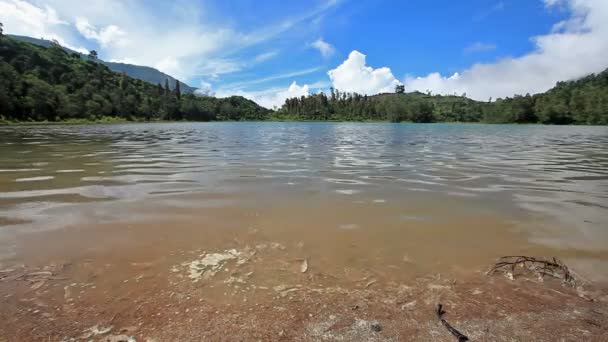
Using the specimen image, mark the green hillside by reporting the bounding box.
[8,35,196,93]
[0,36,270,123]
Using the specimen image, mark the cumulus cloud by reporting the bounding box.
[217,81,311,109]
[311,38,335,57]
[328,50,400,95]
[404,0,608,100]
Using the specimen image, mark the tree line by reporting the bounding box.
[277,73,608,125]
[0,35,269,123]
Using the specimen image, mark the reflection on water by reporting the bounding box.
[0,123,607,270]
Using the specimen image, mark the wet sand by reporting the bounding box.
[1,193,607,341]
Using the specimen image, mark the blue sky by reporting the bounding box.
[2,0,607,108]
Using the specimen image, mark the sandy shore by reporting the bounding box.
[1,233,606,341]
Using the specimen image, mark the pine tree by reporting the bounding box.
[164,79,170,96]
[174,80,181,99]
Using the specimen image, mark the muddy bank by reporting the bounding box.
[1,239,606,341]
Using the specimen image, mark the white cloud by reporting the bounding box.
[235,0,342,50]
[0,0,87,53]
[254,51,279,63]
[544,0,561,7]
[217,81,310,109]
[311,38,335,57]
[328,50,400,95]
[194,81,214,96]
[199,81,213,90]
[2,0,343,83]
[463,42,496,54]
[108,57,135,64]
[404,0,608,100]
[75,17,127,48]
[194,59,244,79]
[307,80,332,89]
[223,66,323,89]
[155,57,182,79]
[474,1,506,20]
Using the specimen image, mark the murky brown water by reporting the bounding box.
[1,122,607,281]
[1,122,608,340]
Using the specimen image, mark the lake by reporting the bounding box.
[0,122,607,278]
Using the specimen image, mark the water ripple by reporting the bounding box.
[0,122,606,242]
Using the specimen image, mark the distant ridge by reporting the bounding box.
[8,35,197,94]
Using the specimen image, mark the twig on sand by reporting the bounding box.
[487,256,577,287]
[436,304,469,342]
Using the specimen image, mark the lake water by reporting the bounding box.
[1,122,608,284]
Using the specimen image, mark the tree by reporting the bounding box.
[409,100,435,123]
[395,84,405,94]
[0,22,4,38]
[50,39,61,49]
[164,79,170,96]
[88,50,98,60]
[174,80,181,99]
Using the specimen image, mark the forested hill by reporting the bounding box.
[0,36,270,122]
[277,70,608,125]
[8,35,196,94]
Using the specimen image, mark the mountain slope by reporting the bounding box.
[101,61,197,94]
[8,35,196,94]
[0,36,270,122]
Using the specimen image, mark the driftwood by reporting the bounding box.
[436,304,469,342]
[487,256,577,287]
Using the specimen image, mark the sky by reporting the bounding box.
[1,0,608,108]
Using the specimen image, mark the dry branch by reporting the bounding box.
[487,256,577,287]
[436,304,469,342]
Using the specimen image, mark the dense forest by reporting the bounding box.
[0,34,270,123]
[277,71,608,125]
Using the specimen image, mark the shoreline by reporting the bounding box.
[1,246,606,341]
[2,119,604,126]
[1,207,606,341]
